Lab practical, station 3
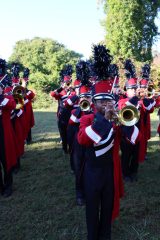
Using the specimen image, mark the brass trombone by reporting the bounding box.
[12,85,25,109]
[13,94,24,109]
[12,85,26,97]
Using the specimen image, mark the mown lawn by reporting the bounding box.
[0,106,160,240]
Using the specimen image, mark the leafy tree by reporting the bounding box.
[9,37,82,91]
[101,0,160,62]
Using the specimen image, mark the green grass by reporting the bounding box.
[0,105,160,240]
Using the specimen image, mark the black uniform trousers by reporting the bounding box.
[120,138,139,178]
[58,108,72,154]
[57,120,68,153]
[84,158,114,240]
[72,137,85,199]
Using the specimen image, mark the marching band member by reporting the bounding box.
[50,64,76,153]
[155,95,160,138]
[67,61,93,205]
[0,79,17,197]
[11,63,21,85]
[77,46,140,240]
[137,64,156,161]
[0,61,22,174]
[118,59,143,182]
[22,68,35,144]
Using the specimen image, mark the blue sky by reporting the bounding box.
[0,0,105,60]
[0,0,159,61]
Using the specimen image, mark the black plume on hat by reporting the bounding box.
[141,64,150,80]
[86,60,97,79]
[23,68,30,78]
[109,64,119,78]
[0,58,6,67]
[0,74,12,88]
[11,63,20,77]
[76,60,84,80]
[63,64,73,76]
[59,64,73,82]
[76,60,90,86]
[92,44,113,80]
[124,59,136,79]
[0,58,7,76]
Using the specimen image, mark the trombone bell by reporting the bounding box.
[12,85,26,97]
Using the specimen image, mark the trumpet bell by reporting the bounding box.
[79,99,90,111]
[118,105,140,126]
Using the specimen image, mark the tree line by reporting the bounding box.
[7,1,160,108]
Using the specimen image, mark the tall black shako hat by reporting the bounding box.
[23,68,30,78]
[73,60,86,88]
[91,44,114,101]
[0,58,7,77]
[109,64,120,88]
[124,59,137,89]
[75,60,91,97]
[139,64,150,88]
[59,64,73,83]
[0,59,11,88]
[11,63,20,78]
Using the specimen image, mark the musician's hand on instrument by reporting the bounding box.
[129,96,139,106]
[56,87,63,93]
[104,103,115,121]
[104,108,112,121]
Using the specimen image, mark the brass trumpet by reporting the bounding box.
[147,87,160,98]
[118,105,140,126]
[63,81,72,88]
[147,85,155,97]
[79,99,91,111]
[110,105,140,126]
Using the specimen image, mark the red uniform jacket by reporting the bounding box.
[11,109,25,157]
[0,95,17,172]
[24,89,35,137]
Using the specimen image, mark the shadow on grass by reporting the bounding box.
[149,139,160,145]
[32,137,61,144]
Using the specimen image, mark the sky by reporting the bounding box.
[0,0,105,60]
[0,0,160,61]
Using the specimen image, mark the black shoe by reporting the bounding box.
[13,159,21,174]
[130,173,138,182]
[123,176,132,183]
[3,186,13,198]
[76,197,85,206]
[99,236,111,240]
[13,167,20,174]
[145,156,148,161]
[0,185,4,195]
[70,170,75,175]
[26,140,32,145]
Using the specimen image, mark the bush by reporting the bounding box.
[31,88,54,109]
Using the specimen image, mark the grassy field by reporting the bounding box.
[0,105,160,240]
